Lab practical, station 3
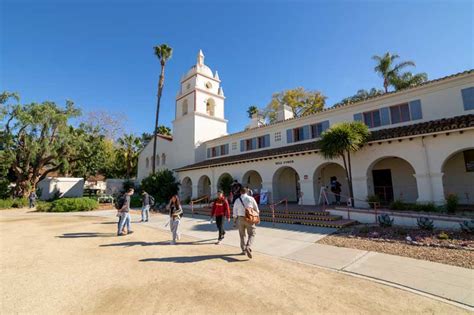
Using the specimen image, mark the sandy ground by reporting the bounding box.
[0,209,469,314]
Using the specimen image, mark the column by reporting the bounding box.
[298,179,315,205]
[414,173,432,204]
[430,173,445,205]
[352,176,369,208]
[191,184,199,199]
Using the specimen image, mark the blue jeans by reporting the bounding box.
[118,213,131,234]
[141,205,150,221]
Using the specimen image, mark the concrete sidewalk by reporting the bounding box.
[84,210,473,308]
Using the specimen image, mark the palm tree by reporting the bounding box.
[247,105,259,118]
[319,121,370,207]
[117,134,142,179]
[152,44,173,173]
[372,52,415,92]
[390,71,428,90]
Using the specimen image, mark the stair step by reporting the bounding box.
[260,217,356,228]
[262,209,330,216]
[259,213,343,221]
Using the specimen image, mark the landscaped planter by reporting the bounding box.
[329,207,471,230]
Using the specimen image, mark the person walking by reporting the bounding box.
[231,180,243,204]
[211,191,230,244]
[330,177,342,205]
[233,187,259,259]
[167,194,183,245]
[28,191,37,208]
[117,188,134,236]
[141,191,153,222]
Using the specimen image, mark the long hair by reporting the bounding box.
[170,194,181,208]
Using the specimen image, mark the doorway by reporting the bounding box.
[372,169,393,204]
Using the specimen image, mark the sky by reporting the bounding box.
[1,0,473,136]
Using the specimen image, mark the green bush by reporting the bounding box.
[0,179,11,199]
[38,197,99,212]
[413,203,437,212]
[377,214,394,227]
[389,200,407,211]
[130,195,142,207]
[0,198,28,209]
[417,217,434,230]
[366,195,380,208]
[141,169,180,204]
[218,174,233,196]
[459,220,474,234]
[445,194,458,214]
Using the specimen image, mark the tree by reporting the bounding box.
[335,88,385,106]
[264,88,326,123]
[247,105,259,118]
[218,174,233,196]
[156,125,171,136]
[81,110,127,140]
[372,52,415,92]
[318,121,370,207]
[117,134,142,179]
[141,169,180,204]
[152,44,173,174]
[2,97,106,197]
[389,72,428,90]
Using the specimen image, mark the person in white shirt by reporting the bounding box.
[233,187,259,258]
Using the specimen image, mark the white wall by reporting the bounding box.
[37,177,84,200]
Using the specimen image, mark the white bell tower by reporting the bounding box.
[172,50,228,166]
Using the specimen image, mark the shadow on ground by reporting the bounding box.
[100,238,218,247]
[139,253,245,263]
[57,232,116,238]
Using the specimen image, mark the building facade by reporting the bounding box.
[137,51,474,207]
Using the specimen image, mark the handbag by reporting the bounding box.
[239,197,260,225]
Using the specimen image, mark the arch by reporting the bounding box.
[197,175,211,197]
[242,170,263,193]
[182,99,188,116]
[217,173,233,196]
[161,153,166,165]
[442,148,474,205]
[272,166,300,203]
[367,156,418,204]
[145,157,149,169]
[180,177,193,202]
[206,98,215,116]
[313,162,348,205]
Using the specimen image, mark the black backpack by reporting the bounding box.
[115,195,125,210]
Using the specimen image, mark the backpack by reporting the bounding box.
[115,195,125,210]
[149,195,155,206]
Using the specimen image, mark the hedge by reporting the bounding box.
[0,198,28,209]
[37,197,99,212]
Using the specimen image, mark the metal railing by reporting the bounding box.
[268,198,288,227]
[190,195,211,217]
[320,189,380,222]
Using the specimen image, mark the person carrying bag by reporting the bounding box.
[232,187,260,259]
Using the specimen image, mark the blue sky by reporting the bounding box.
[1,0,473,135]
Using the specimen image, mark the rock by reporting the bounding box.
[405,236,412,242]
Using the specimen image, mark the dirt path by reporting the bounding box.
[0,209,468,314]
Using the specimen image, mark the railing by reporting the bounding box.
[190,195,211,217]
[320,189,380,222]
[268,198,288,227]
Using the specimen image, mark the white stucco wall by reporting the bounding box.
[37,177,84,200]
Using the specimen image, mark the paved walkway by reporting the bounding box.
[84,210,473,308]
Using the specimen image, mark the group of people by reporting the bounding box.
[115,180,260,259]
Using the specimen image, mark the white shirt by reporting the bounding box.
[232,194,259,218]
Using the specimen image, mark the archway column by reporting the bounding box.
[191,184,199,199]
[352,176,369,208]
[430,173,445,205]
[299,179,315,205]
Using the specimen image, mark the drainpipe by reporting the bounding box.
[421,137,434,202]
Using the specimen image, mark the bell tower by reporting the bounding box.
[172,50,228,166]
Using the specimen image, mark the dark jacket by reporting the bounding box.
[142,193,150,206]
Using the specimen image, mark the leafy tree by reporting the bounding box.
[247,105,259,118]
[372,52,416,92]
[156,125,171,136]
[117,134,142,179]
[264,88,326,123]
[152,44,173,174]
[319,121,370,207]
[141,169,180,204]
[335,88,385,106]
[2,95,105,197]
[218,174,233,196]
[81,110,127,140]
[389,72,428,90]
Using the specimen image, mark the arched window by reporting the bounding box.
[145,158,149,168]
[162,153,166,165]
[155,154,160,166]
[182,99,188,116]
[206,98,215,116]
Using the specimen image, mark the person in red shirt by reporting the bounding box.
[211,191,231,244]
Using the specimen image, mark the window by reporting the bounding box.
[145,158,149,169]
[257,135,270,148]
[311,123,323,138]
[220,144,227,155]
[462,87,474,110]
[364,110,381,128]
[390,103,410,124]
[182,100,188,116]
[211,147,217,157]
[207,144,229,158]
[232,142,237,150]
[206,99,215,116]
[274,132,281,142]
[245,139,253,150]
[161,153,166,165]
[206,82,212,89]
[293,127,304,142]
[464,150,474,172]
[186,83,191,90]
[241,135,269,151]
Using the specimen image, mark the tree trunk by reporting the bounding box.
[347,151,355,207]
[384,77,389,93]
[152,64,166,174]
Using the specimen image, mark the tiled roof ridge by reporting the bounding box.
[176,114,474,171]
[203,69,473,144]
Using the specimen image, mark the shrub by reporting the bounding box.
[0,198,28,209]
[36,201,52,212]
[459,220,474,234]
[218,174,233,196]
[44,197,99,212]
[183,197,191,205]
[437,231,449,240]
[417,217,434,230]
[141,169,180,204]
[445,194,458,214]
[0,179,11,199]
[130,195,142,207]
[377,214,394,227]
[413,203,437,212]
[389,200,407,211]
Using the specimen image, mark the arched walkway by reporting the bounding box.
[197,175,211,197]
[442,149,474,205]
[313,163,348,204]
[180,177,192,202]
[272,166,300,203]
[367,157,418,204]
[242,170,263,193]
[217,173,233,196]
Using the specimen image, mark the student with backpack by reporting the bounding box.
[117,188,134,236]
[167,194,183,245]
[211,191,231,244]
[141,191,154,222]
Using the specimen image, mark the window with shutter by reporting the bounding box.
[461,87,474,110]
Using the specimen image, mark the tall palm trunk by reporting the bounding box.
[346,151,355,207]
[152,64,166,174]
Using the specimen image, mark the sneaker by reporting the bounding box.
[240,249,246,255]
[246,247,253,259]
[117,233,124,236]
[127,231,134,235]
